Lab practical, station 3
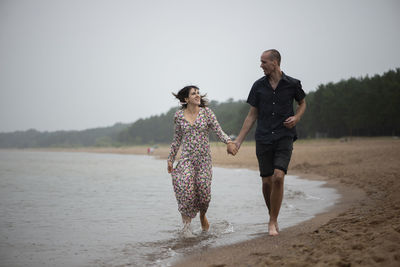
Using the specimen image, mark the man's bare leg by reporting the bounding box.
[262,176,272,214]
[262,176,280,234]
[200,210,209,231]
[268,169,285,236]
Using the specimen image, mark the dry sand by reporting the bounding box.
[25,137,400,266]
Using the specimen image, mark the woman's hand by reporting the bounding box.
[227,142,238,156]
[167,161,173,173]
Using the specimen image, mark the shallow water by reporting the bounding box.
[0,150,339,266]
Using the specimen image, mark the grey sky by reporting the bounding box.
[1,0,399,132]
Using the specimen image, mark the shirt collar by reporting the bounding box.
[280,71,290,83]
[265,71,289,84]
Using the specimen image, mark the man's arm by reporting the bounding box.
[283,99,306,129]
[234,106,258,150]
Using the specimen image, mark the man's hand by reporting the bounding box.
[285,99,306,129]
[283,115,299,129]
[167,161,173,173]
[227,142,238,156]
[234,141,241,150]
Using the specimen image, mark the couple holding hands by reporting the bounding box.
[167,49,306,237]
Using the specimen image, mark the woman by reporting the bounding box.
[167,85,237,237]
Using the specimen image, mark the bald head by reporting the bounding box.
[263,49,281,66]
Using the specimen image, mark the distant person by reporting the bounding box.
[228,49,306,236]
[168,85,237,237]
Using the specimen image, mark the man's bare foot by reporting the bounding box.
[268,213,279,231]
[268,222,279,236]
[200,214,210,231]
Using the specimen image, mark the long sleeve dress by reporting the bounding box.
[168,107,231,218]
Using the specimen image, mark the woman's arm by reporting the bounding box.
[207,108,238,155]
[207,108,231,144]
[167,113,183,173]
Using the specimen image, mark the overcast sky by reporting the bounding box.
[1,0,399,132]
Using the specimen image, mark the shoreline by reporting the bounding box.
[173,168,365,266]
[175,173,364,267]
[5,137,400,266]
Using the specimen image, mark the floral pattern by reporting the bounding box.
[168,107,231,218]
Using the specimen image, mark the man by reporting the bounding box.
[229,49,306,236]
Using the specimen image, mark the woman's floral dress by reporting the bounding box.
[168,107,231,218]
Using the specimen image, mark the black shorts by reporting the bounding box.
[256,137,293,177]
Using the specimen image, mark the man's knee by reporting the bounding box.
[262,176,272,185]
[272,169,285,184]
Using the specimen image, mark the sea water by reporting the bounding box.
[0,150,339,266]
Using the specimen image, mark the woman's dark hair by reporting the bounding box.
[172,85,208,109]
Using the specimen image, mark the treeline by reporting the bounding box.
[118,68,400,143]
[0,123,129,148]
[297,68,400,138]
[1,68,399,148]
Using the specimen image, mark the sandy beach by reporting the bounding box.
[25,137,400,266]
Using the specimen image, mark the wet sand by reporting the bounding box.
[23,137,400,266]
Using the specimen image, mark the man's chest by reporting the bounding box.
[257,85,295,105]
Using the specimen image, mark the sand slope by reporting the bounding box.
[176,138,400,266]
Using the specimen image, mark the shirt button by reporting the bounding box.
[273,102,275,104]
[272,131,274,134]
[272,112,275,115]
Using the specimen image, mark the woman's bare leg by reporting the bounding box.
[181,214,195,237]
[200,210,209,231]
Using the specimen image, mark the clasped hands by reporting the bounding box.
[227,141,239,156]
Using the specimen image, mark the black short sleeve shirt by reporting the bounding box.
[247,72,306,144]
